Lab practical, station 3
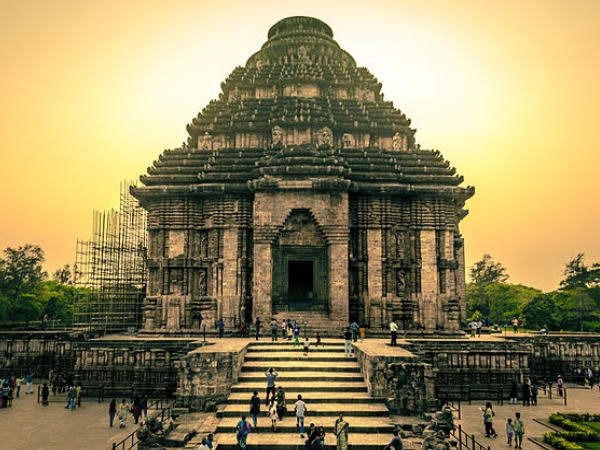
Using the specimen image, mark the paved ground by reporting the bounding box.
[0,387,144,450]
[456,386,600,449]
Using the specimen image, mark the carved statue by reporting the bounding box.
[319,127,333,147]
[392,132,403,151]
[396,270,406,297]
[297,45,310,63]
[199,132,213,150]
[197,269,207,296]
[342,133,354,149]
[271,125,284,147]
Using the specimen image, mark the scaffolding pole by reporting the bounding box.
[74,181,147,332]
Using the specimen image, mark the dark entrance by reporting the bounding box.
[288,260,313,301]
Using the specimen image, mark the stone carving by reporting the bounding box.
[394,229,406,259]
[199,132,213,150]
[396,269,406,297]
[392,132,404,151]
[319,127,333,147]
[342,133,354,149]
[297,45,310,63]
[197,269,207,296]
[271,125,284,147]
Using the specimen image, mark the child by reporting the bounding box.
[293,326,300,347]
[303,337,310,356]
[268,399,278,431]
[506,418,514,446]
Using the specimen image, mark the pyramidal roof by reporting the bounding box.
[133,16,474,204]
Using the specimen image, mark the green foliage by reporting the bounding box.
[522,290,600,331]
[546,414,600,445]
[544,433,586,450]
[560,253,600,290]
[466,281,540,325]
[469,254,509,284]
[0,244,46,298]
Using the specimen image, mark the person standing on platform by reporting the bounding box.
[236,415,252,449]
[506,417,514,447]
[350,321,359,342]
[281,319,287,339]
[268,399,278,431]
[271,319,278,342]
[255,316,261,341]
[512,317,519,333]
[25,373,33,394]
[249,390,260,428]
[293,324,301,346]
[109,398,117,427]
[335,413,349,450]
[276,386,286,421]
[389,320,398,347]
[303,337,310,357]
[294,394,307,439]
[118,398,130,428]
[482,402,498,438]
[15,376,23,398]
[265,368,278,406]
[343,327,353,356]
[522,379,531,406]
[557,374,564,397]
[509,380,518,404]
[217,318,225,338]
[41,382,49,406]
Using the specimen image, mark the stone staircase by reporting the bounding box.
[214,339,394,449]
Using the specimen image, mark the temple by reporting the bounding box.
[131,16,474,333]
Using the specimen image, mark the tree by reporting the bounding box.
[52,264,72,285]
[0,244,47,298]
[467,282,540,325]
[522,294,559,330]
[560,253,600,290]
[469,254,509,284]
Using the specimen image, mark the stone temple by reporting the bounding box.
[131,16,474,334]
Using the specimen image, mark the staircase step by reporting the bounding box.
[247,345,345,353]
[245,352,356,362]
[248,339,345,346]
[226,392,381,404]
[214,432,395,450]
[241,361,360,372]
[239,372,363,382]
[216,416,395,433]
[231,381,368,393]
[217,402,389,418]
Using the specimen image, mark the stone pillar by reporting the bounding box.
[328,235,349,326]
[252,238,272,322]
[221,227,239,328]
[366,228,383,328]
[420,229,439,330]
[454,235,467,323]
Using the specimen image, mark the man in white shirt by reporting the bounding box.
[294,394,307,438]
[389,320,398,347]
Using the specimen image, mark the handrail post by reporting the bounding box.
[471,434,476,450]
[112,443,116,450]
[458,425,463,450]
[458,399,461,420]
[564,387,567,406]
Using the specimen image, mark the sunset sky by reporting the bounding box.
[1,0,599,291]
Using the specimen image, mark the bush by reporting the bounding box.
[544,433,586,450]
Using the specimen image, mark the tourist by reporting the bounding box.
[482,402,498,438]
[217,318,225,338]
[294,394,307,438]
[389,320,398,346]
[315,332,322,347]
[206,433,214,449]
[384,429,403,450]
[522,379,531,406]
[131,397,142,424]
[476,320,482,337]
[531,379,538,406]
[41,382,49,406]
[293,324,301,346]
[509,380,518,404]
[25,372,33,394]
[255,316,261,341]
[76,382,82,408]
[268,399,278,431]
[276,386,286,420]
[271,319,278,341]
[343,327,353,356]
[315,425,325,449]
[303,337,311,357]
[305,422,318,448]
[1,381,10,407]
[557,374,564,397]
[67,385,77,410]
[513,412,525,449]
[118,398,130,428]
[109,398,117,427]
[15,375,23,398]
[197,437,210,450]
[506,417,514,446]
[249,390,260,428]
[469,321,477,338]
[141,395,148,419]
[287,321,294,341]
[350,321,359,342]
[281,319,287,339]
[512,317,519,333]
[335,413,349,450]
[236,415,252,449]
[265,368,278,406]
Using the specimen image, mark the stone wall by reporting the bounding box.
[0,331,79,378]
[176,340,248,411]
[354,342,435,415]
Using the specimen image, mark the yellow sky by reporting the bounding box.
[1,0,599,290]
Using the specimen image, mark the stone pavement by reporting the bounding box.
[0,386,145,450]
[455,385,600,449]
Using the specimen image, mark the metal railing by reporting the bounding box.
[109,400,175,450]
[451,424,491,450]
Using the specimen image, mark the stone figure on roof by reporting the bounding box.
[342,133,354,149]
[319,127,333,147]
[199,132,213,150]
[392,132,403,151]
[271,126,284,147]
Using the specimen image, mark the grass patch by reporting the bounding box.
[545,414,600,450]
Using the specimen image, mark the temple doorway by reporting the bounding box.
[287,260,314,307]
